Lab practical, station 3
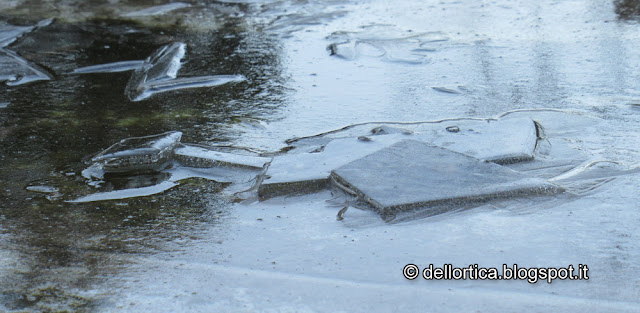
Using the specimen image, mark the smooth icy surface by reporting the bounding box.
[332,140,561,216]
[426,116,539,164]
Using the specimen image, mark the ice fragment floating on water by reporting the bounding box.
[0,49,52,85]
[0,18,52,48]
[69,41,246,101]
[330,140,563,218]
[174,145,271,169]
[71,60,145,74]
[92,131,182,173]
[0,19,53,86]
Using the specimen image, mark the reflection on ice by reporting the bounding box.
[327,25,449,64]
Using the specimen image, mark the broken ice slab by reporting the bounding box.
[258,134,409,199]
[425,117,539,164]
[91,131,182,173]
[0,49,52,85]
[330,140,563,218]
[71,60,145,74]
[287,117,539,164]
[174,144,271,169]
[122,2,191,17]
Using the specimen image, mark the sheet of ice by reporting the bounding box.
[67,181,178,203]
[327,25,449,63]
[174,145,270,169]
[424,117,539,164]
[0,48,52,85]
[331,140,562,218]
[0,18,52,48]
[71,60,144,74]
[92,131,182,173]
[258,134,411,199]
[134,75,246,101]
[288,116,538,163]
[124,42,245,101]
[122,2,191,17]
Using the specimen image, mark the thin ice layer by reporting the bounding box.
[123,42,245,101]
[71,60,145,74]
[258,134,410,199]
[134,75,245,101]
[287,117,538,164]
[92,131,182,173]
[0,49,51,85]
[423,117,539,164]
[0,18,52,48]
[174,145,271,169]
[331,140,562,217]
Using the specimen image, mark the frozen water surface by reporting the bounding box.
[2,0,640,312]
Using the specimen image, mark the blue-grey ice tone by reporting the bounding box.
[0,19,53,86]
[92,131,182,173]
[331,140,562,218]
[0,49,52,85]
[71,60,145,74]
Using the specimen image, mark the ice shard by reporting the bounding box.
[71,60,145,74]
[91,131,182,173]
[123,42,245,101]
[330,140,563,218]
[174,145,271,169]
[0,48,52,85]
[0,18,53,48]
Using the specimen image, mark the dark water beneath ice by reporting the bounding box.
[1,0,640,311]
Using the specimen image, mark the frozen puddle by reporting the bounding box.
[71,42,245,101]
[331,140,562,219]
